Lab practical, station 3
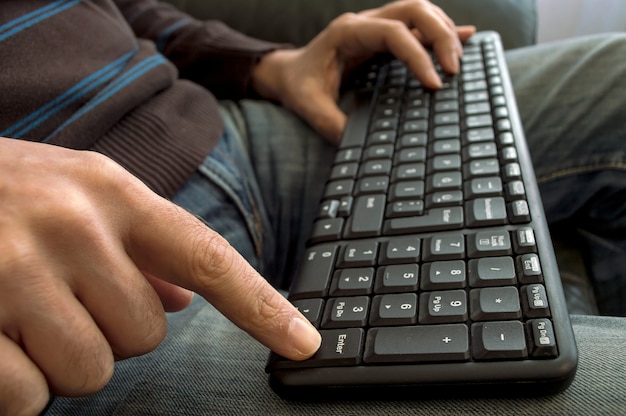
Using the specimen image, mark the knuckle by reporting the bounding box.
[64,351,114,396]
[331,12,359,27]
[187,227,244,293]
[46,317,115,396]
[117,304,168,358]
[250,285,285,327]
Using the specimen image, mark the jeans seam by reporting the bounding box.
[537,161,626,184]
[197,152,264,259]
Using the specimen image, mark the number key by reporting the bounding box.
[419,290,468,324]
[369,293,418,326]
[322,296,370,329]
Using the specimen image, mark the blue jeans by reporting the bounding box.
[48,33,626,415]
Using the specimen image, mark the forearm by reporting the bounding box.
[114,0,287,98]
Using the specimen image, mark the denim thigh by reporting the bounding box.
[172,100,335,290]
[506,33,626,315]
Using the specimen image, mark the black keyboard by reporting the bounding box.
[266,32,578,399]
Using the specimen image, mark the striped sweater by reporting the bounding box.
[0,0,282,197]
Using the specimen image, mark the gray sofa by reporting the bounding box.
[165,0,537,50]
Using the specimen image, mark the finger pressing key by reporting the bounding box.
[125,198,321,360]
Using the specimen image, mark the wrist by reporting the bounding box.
[250,48,297,101]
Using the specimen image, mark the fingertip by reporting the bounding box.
[287,317,321,360]
[457,25,477,41]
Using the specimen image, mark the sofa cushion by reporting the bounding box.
[165,0,536,50]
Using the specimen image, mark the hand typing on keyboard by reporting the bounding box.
[251,0,476,144]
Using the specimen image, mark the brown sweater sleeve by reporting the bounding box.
[113,0,289,98]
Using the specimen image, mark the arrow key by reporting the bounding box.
[330,267,375,296]
[369,293,418,326]
[380,237,421,265]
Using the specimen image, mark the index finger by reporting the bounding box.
[126,196,321,361]
[361,0,471,74]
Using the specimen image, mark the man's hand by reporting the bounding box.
[0,138,320,415]
[251,0,475,144]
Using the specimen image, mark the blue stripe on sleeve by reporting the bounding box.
[43,54,168,142]
[2,48,138,138]
[156,18,192,52]
[0,0,81,43]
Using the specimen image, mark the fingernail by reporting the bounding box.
[288,317,321,358]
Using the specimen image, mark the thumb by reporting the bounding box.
[127,198,321,360]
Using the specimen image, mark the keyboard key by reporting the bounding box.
[467,230,512,258]
[334,197,351,217]
[291,298,325,327]
[517,253,543,284]
[509,200,531,223]
[324,179,354,199]
[506,180,526,201]
[395,147,427,164]
[322,296,370,329]
[318,199,340,219]
[468,256,516,287]
[389,180,425,201]
[432,139,461,155]
[465,197,507,227]
[426,190,464,208]
[464,158,499,177]
[364,324,470,363]
[386,200,424,218]
[271,328,365,369]
[521,284,551,318]
[335,148,362,164]
[310,218,344,244]
[330,268,375,296]
[433,125,461,140]
[375,264,420,293]
[465,127,495,144]
[466,142,497,159]
[421,260,467,290]
[471,321,528,360]
[380,237,421,264]
[527,319,558,358]
[391,163,426,182]
[345,195,386,238]
[427,171,463,192]
[355,176,389,195]
[360,159,392,177]
[429,154,462,173]
[423,233,465,261]
[337,241,379,267]
[465,177,503,198]
[383,207,464,235]
[469,287,522,321]
[364,144,394,160]
[330,163,358,180]
[369,293,418,326]
[419,290,468,324]
[289,245,338,300]
[513,226,537,254]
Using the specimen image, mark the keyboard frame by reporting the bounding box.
[267,31,578,399]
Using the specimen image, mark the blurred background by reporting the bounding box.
[537,0,626,43]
